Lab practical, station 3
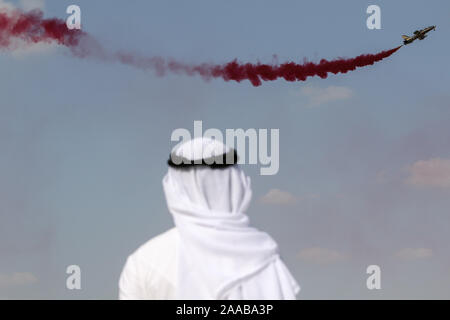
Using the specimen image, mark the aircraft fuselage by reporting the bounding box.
[402,26,436,45]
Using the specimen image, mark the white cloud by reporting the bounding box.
[395,248,433,260]
[0,0,45,11]
[298,247,346,264]
[300,86,353,107]
[19,0,45,11]
[405,158,450,188]
[0,0,14,10]
[259,188,297,205]
[259,189,320,206]
[0,0,54,57]
[298,85,353,107]
[10,41,57,58]
[0,272,38,287]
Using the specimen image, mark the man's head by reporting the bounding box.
[164,137,251,214]
[167,137,238,169]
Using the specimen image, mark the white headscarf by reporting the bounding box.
[162,137,300,299]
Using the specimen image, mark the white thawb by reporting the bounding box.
[119,137,300,299]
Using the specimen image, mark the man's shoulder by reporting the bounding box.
[119,228,179,299]
[130,227,179,264]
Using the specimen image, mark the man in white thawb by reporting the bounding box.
[119,137,300,299]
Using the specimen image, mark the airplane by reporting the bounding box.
[402,26,436,45]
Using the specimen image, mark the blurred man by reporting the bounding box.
[119,137,299,299]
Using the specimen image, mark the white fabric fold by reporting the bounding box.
[162,162,300,299]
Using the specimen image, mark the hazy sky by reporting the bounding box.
[1,0,449,299]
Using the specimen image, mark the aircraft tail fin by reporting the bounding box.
[401,35,410,40]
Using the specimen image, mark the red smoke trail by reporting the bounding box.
[210,47,402,86]
[0,9,84,48]
[0,9,401,86]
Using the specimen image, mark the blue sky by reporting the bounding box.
[1,0,449,299]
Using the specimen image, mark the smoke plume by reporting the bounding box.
[0,9,401,86]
